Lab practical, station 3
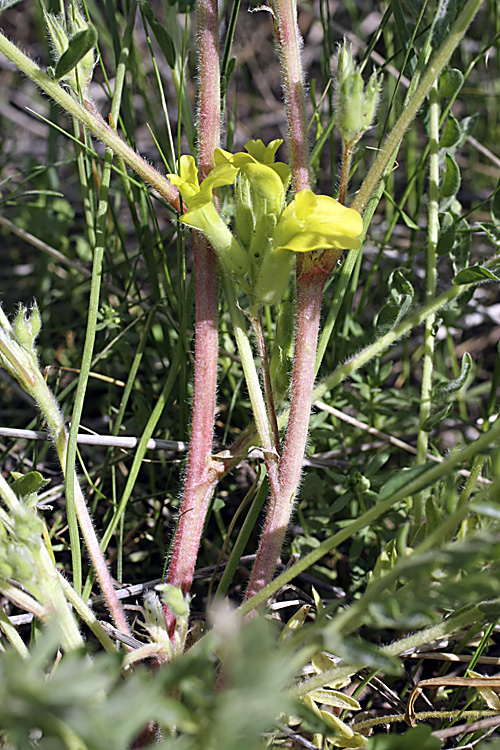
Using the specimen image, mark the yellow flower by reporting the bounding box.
[166,156,248,281]
[273,190,363,253]
[214,139,290,212]
[167,155,238,211]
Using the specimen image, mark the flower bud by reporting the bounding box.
[157,583,190,621]
[13,303,40,352]
[0,557,14,580]
[335,41,381,146]
[235,174,255,250]
[44,10,69,61]
[143,590,166,628]
[253,247,294,307]
[44,6,96,97]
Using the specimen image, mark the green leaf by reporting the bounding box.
[438,67,463,98]
[54,26,97,81]
[308,689,361,711]
[470,501,500,521]
[10,471,50,501]
[453,265,500,284]
[439,153,461,199]
[440,113,461,149]
[378,463,436,501]
[367,539,397,592]
[421,403,453,432]
[457,113,478,145]
[433,352,472,401]
[375,268,413,336]
[478,598,500,618]
[436,211,456,256]
[491,179,500,229]
[365,724,442,749]
[139,1,176,68]
[430,0,457,50]
[425,495,441,530]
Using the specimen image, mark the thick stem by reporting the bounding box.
[278,267,325,501]
[244,268,326,602]
[270,0,309,192]
[164,234,221,630]
[164,0,221,633]
[243,0,328,605]
[196,0,221,180]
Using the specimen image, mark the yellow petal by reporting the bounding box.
[273,189,363,253]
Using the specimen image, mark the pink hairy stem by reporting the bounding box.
[163,0,222,636]
[244,0,345,608]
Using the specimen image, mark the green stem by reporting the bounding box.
[0,607,29,658]
[413,81,440,531]
[65,5,132,596]
[338,140,354,205]
[58,573,118,653]
[353,709,499,732]
[290,605,483,697]
[37,546,85,651]
[312,277,482,403]
[31,372,130,636]
[249,312,280,454]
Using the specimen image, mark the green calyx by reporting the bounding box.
[168,140,363,307]
[44,6,97,98]
[335,40,381,147]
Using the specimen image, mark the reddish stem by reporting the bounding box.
[163,0,221,635]
[164,235,221,633]
[196,0,221,180]
[271,0,309,192]
[244,0,346,607]
[244,261,327,602]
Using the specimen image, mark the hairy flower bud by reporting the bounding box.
[335,41,381,146]
[13,303,40,353]
[44,5,97,98]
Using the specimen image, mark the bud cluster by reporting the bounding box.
[0,472,83,650]
[0,498,45,601]
[143,584,191,659]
